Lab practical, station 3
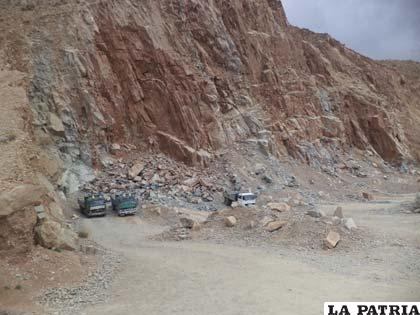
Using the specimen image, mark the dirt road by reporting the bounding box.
[81,195,420,315]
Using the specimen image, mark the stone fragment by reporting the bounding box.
[324,231,340,249]
[262,175,273,184]
[267,202,291,212]
[254,164,265,175]
[180,217,195,229]
[333,206,344,218]
[260,216,273,227]
[331,216,342,225]
[362,192,374,201]
[183,177,199,187]
[265,220,287,232]
[231,201,240,208]
[35,220,78,251]
[224,216,237,227]
[343,218,357,230]
[306,209,325,218]
[128,162,145,179]
[110,143,121,154]
[34,205,46,220]
[48,113,65,136]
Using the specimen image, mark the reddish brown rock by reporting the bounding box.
[2,0,420,167]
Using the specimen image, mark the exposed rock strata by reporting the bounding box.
[1,0,419,169]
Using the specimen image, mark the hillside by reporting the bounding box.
[0,1,419,314]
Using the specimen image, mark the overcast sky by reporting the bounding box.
[281,0,420,61]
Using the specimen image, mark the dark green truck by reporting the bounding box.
[78,194,107,218]
[111,193,139,216]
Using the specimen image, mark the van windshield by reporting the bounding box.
[241,194,256,201]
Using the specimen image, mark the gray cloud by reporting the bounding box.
[282,0,420,61]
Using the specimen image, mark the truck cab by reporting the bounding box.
[237,192,257,206]
[111,193,139,216]
[224,191,257,207]
[78,194,107,218]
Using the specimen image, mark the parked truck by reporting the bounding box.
[224,191,257,207]
[111,193,139,216]
[78,194,107,218]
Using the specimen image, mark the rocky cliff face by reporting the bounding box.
[1,0,420,190]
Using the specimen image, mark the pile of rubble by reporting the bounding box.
[39,244,123,314]
[82,154,229,211]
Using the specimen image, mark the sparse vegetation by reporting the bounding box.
[15,284,22,290]
[53,247,62,253]
[4,285,10,290]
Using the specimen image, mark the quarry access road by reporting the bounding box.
[82,195,420,315]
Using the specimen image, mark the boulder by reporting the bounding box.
[180,217,195,229]
[183,177,200,187]
[262,175,273,184]
[260,216,274,227]
[0,185,46,218]
[34,205,46,220]
[47,202,65,220]
[306,209,325,218]
[324,231,340,249]
[231,201,240,208]
[343,218,357,230]
[0,207,37,253]
[265,220,287,232]
[267,202,291,212]
[254,164,265,175]
[48,113,65,136]
[110,143,121,154]
[128,161,145,179]
[224,216,237,227]
[35,220,78,251]
[0,185,46,253]
[331,216,342,225]
[333,206,344,218]
[362,192,374,201]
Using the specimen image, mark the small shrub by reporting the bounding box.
[53,247,62,253]
[15,284,22,290]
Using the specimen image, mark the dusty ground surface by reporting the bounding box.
[1,160,419,315]
[72,193,420,315]
[0,247,97,314]
[1,143,419,315]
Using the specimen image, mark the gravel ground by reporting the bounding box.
[38,243,124,315]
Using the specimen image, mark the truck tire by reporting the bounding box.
[224,197,232,206]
